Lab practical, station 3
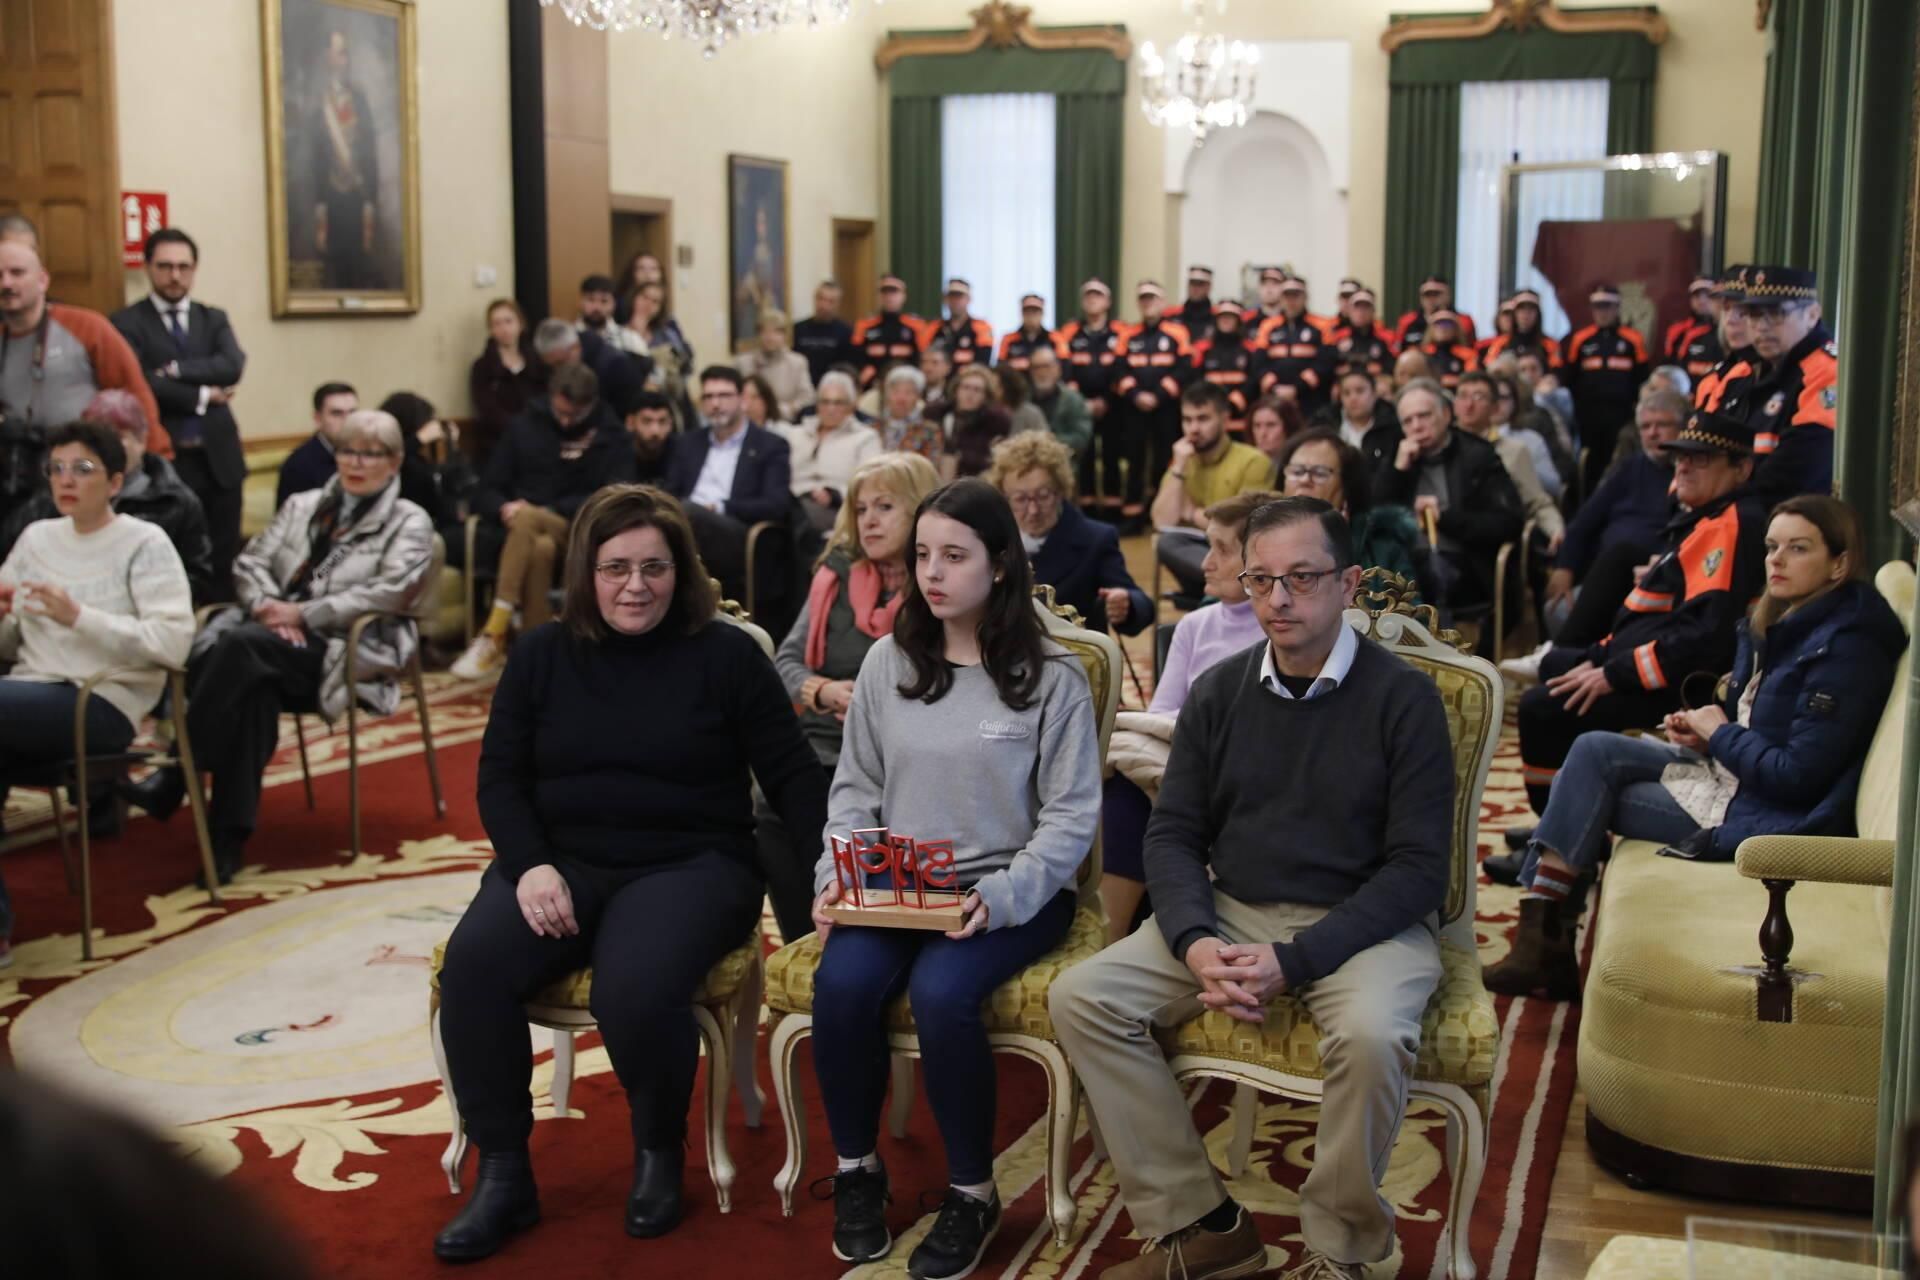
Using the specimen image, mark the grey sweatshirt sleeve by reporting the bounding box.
[970,659,1101,931]
[813,638,892,897]
[774,594,816,702]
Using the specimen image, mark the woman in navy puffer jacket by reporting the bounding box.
[1486,494,1905,999]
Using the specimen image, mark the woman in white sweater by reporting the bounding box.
[0,421,194,964]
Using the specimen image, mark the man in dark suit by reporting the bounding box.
[112,228,247,600]
[665,365,792,606]
[277,381,358,508]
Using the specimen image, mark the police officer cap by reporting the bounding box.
[1187,265,1213,283]
[1259,266,1287,285]
[1021,293,1045,310]
[1419,275,1450,293]
[1712,265,1750,302]
[879,274,907,291]
[1664,409,1755,458]
[1589,283,1623,304]
[1738,266,1819,304]
[1279,276,1307,293]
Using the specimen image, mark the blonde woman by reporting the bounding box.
[985,431,1149,635]
[736,308,815,423]
[759,451,940,940]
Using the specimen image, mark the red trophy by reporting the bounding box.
[822,827,970,931]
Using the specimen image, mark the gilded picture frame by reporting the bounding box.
[728,154,791,352]
[261,0,422,316]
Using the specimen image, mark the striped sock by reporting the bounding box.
[1526,864,1577,903]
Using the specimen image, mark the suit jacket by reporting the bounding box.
[664,423,792,526]
[277,435,337,510]
[1029,503,1152,637]
[111,297,247,488]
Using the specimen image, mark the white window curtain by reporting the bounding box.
[941,93,1056,338]
[1455,79,1609,338]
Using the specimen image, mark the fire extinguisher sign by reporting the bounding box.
[122,192,168,267]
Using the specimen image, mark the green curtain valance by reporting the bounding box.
[888,43,1125,99]
[1387,21,1657,85]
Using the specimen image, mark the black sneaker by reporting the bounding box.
[907,1188,1001,1280]
[820,1164,891,1264]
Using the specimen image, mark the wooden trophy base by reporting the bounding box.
[823,890,969,932]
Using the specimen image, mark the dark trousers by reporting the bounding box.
[1154,529,1208,599]
[1557,539,1654,649]
[0,678,136,940]
[437,851,763,1153]
[751,783,822,946]
[1100,773,1153,884]
[1518,644,1682,813]
[174,448,243,603]
[811,889,1076,1185]
[685,504,749,603]
[185,622,325,845]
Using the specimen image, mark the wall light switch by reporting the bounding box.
[474,264,498,287]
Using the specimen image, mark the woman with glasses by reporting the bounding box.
[435,485,827,1260]
[0,421,194,967]
[1275,428,1425,596]
[128,411,433,885]
[985,431,1150,636]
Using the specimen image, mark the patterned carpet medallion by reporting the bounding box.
[0,670,1581,1279]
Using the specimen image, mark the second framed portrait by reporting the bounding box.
[728,154,790,351]
[262,0,422,315]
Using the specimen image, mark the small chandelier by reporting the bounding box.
[541,0,855,57]
[1138,0,1259,142]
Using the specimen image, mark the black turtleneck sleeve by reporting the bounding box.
[477,616,828,882]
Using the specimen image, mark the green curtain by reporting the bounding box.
[1384,82,1461,324]
[1055,92,1123,327]
[887,40,1124,323]
[888,96,944,313]
[1382,21,1660,317]
[1754,0,1827,263]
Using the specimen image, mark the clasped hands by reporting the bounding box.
[0,580,80,626]
[1185,936,1286,1023]
[1664,703,1728,752]
[253,598,309,647]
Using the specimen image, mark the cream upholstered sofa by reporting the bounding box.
[1578,560,1915,1210]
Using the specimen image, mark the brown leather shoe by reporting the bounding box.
[1101,1207,1269,1279]
[1483,896,1581,1000]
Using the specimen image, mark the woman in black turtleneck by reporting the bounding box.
[434,485,828,1262]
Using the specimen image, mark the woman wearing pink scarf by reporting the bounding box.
[757,451,940,941]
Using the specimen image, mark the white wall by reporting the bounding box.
[604,14,885,365]
[113,0,516,437]
[1179,112,1347,305]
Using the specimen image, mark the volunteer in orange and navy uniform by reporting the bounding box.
[1326,288,1396,380]
[997,294,1057,372]
[1477,298,1516,366]
[1057,278,1129,506]
[1395,274,1479,349]
[851,274,927,388]
[1694,267,1757,412]
[928,277,995,369]
[1516,410,1766,814]
[1417,311,1477,390]
[1719,264,1838,507]
[1253,276,1333,411]
[1562,282,1651,494]
[1480,289,1562,369]
[1664,276,1723,383]
[1243,265,1289,337]
[1192,305,1256,424]
[1176,265,1220,344]
[1332,277,1365,333]
[1112,280,1192,517]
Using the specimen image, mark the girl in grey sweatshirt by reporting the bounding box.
[805,479,1100,1279]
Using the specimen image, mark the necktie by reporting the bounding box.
[167,306,188,349]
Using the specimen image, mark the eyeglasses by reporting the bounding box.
[1742,303,1812,327]
[1282,464,1336,484]
[1238,568,1340,598]
[44,459,101,479]
[338,448,393,464]
[595,558,675,584]
[1006,490,1058,509]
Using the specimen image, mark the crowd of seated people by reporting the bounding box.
[1,205,1891,1280]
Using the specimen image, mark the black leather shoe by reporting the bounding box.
[194,839,244,890]
[625,1146,684,1238]
[434,1150,540,1262]
[123,767,186,822]
[1482,851,1525,886]
[1503,825,1536,852]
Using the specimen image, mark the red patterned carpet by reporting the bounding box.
[0,676,1581,1279]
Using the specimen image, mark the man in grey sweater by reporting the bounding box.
[1050,497,1455,1280]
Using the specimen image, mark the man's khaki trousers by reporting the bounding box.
[495,505,571,628]
[1049,891,1441,1265]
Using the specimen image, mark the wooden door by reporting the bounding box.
[833,218,875,315]
[611,194,672,309]
[0,0,122,314]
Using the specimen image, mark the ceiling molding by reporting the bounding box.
[876,1,1131,71]
[1380,0,1669,54]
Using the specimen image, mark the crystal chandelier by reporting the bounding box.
[1138,0,1259,142]
[541,0,855,57]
